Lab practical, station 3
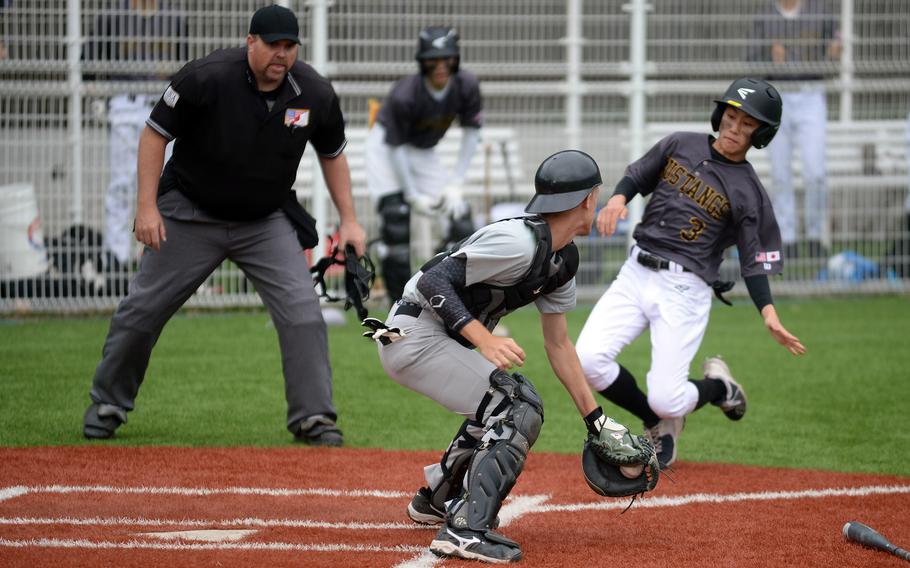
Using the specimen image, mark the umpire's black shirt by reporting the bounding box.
[147,47,347,221]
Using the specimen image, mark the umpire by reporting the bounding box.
[82,4,366,446]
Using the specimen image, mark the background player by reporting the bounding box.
[576,78,806,468]
[365,25,483,303]
[368,150,651,563]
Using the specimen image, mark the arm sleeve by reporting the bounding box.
[743,274,774,312]
[310,91,347,158]
[416,256,476,333]
[452,127,480,182]
[612,175,641,201]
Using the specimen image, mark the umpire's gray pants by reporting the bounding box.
[89,211,335,432]
[378,305,509,495]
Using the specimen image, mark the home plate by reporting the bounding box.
[140,529,257,542]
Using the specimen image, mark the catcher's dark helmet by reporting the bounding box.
[525,150,602,214]
[711,77,783,149]
[416,26,460,74]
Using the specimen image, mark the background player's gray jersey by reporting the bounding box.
[376,70,482,149]
[628,132,783,283]
[401,218,576,315]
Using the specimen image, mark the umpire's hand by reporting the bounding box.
[134,202,167,251]
[337,218,367,257]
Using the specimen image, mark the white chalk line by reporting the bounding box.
[389,495,552,568]
[0,486,28,503]
[0,516,428,531]
[537,484,910,513]
[2,484,408,499]
[0,537,423,553]
[2,484,908,556]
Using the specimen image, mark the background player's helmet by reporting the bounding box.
[711,77,783,149]
[416,26,460,74]
[526,150,602,214]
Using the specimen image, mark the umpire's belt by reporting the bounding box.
[392,300,423,318]
[634,247,691,273]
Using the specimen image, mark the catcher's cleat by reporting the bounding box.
[408,487,500,528]
[83,403,127,440]
[293,415,344,447]
[408,487,446,525]
[430,525,522,563]
[704,355,747,421]
[644,416,685,469]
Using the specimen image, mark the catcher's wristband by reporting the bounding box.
[583,406,607,437]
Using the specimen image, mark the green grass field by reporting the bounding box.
[1,296,908,477]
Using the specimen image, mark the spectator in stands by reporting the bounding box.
[83,0,187,275]
[751,0,842,261]
[365,26,483,303]
[82,4,366,446]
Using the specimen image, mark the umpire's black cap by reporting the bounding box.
[526,150,602,214]
[250,4,301,45]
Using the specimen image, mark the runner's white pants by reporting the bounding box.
[576,247,712,418]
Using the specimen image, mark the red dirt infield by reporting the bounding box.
[1,446,908,567]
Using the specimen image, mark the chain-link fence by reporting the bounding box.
[1,0,908,313]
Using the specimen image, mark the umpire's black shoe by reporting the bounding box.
[430,524,522,563]
[293,415,344,447]
[83,403,127,439]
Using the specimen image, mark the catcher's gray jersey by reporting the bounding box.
[401,218,576,315]
[628,132,783,283]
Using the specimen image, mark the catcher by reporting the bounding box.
[365,150,658,563]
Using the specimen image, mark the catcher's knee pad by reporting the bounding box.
[378,191,410,246]
[484,370,544,445]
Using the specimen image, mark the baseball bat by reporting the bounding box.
[843,521,910,562]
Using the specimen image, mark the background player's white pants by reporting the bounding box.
[768,88,828,244]
[106,94,171,264]
[576,248,712,419]
[364,125,450,203]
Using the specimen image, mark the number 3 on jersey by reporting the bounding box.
[680,216,706,241]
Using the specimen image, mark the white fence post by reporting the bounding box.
[306,0,331,251]
[624,0,650,251]
[66,0,83,225]
[565,0,583,151]
[839,0,854,122]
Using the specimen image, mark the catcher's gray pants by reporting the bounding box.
[378,304,516,504]
[89,210,335,432]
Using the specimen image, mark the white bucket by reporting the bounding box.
[0,183,49,280]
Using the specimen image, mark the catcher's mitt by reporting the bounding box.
[582,418,659,498]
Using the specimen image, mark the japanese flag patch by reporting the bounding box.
[285,108,309,128]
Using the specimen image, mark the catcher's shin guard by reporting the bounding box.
[426,419,483,513]
[449,371,544,531]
